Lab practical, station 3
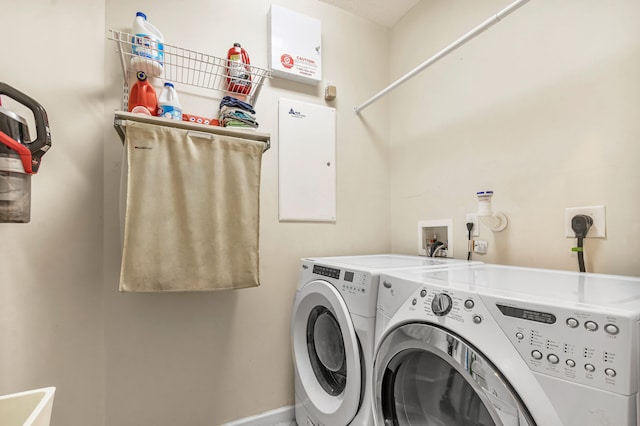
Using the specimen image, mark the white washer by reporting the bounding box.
[374,264,640,426]
[292,254,477,426]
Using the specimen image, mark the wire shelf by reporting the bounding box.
[108,29,271,107]
[108,30,270,150]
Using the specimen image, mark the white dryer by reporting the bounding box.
[291,255,476,426]
[374,264,640,426]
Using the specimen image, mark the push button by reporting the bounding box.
[547,354,559,364]
[566,318,579,328]
[584,321,598,332]
[605,368,617,377]
[464,299,475,309]
[585,364,596,372]
[531,350,543,360]
[566,359,576,368]
[605,324,620,335]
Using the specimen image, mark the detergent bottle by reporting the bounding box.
[128,71,158,116]
[226,43,252,95]
[157,82,182,120]
[131,11,164,77]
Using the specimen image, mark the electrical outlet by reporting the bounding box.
[473,240,488,254]
[565,206,606,238]
[465,213,479,237]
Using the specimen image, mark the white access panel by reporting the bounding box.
[268,4,322,85]
[278,98,336,222]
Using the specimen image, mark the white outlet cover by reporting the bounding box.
[565,205,606,238]
[474,239,488,254]
[465,213,480,237]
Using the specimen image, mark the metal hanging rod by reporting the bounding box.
[353,0,531,114]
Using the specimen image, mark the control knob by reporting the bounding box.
[431,293,453,316]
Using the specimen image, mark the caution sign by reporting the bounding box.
[269,5,322,85]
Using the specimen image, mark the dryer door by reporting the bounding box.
[374,323,535,426]
[292,280,362,425]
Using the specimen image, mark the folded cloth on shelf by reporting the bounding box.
[120,121,263,292]
[219,96,256,114]
[219,105,256,120]
[221,119,258,129]
[219,107,259,128]
[219,96,259,129]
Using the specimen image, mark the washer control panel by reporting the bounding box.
[481,293,637,395]
[401,284,481,326]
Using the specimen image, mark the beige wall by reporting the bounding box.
[389,0,640,276]
[2,0,389,425]
[5,0,639,425]
[103,1,390,425]
[0,0,106,425]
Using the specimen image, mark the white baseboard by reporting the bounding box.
[220,405,296,426]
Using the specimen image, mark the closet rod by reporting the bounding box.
[353,0,531,114]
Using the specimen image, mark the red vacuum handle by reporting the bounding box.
[0,130,33,173]
[0,82,51,173]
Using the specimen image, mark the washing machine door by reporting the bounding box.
[374,323,535,426]
[292,279,362,425]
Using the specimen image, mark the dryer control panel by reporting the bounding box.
[312,264,341,279]
[312,264,369,295]
[302,261,378,317]
[481,293,637,395]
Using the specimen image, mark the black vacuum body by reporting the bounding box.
[0,82,51,223]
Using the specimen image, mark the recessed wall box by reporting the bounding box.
[268,5,322,85]
[418,219,453,258]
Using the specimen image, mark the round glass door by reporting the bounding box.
[375,323,535,426]
[291,279,362,425]
[307,305,347,396]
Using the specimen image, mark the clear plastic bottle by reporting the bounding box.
[157,82,182,120]
[131,12,164,77]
